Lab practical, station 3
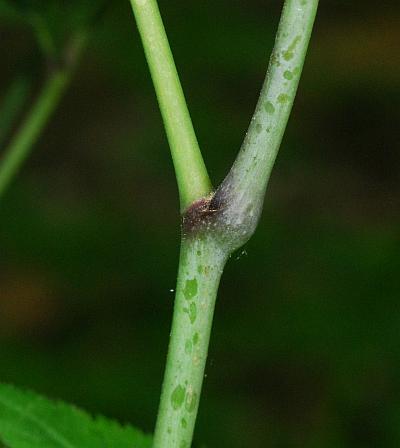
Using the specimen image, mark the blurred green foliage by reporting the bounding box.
[0,0,399,447]
[0,0,106,58]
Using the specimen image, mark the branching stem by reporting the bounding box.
[130,1,319,447]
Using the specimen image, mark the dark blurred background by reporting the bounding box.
[0,0,399,446]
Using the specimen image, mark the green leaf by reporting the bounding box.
[0,383,152,448]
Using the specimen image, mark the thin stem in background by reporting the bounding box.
[0,70,68,199]
[0,34,86,200]
[0,75,32,149]
[215,0,320,232]
[129,0,212,212]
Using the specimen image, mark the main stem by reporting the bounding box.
[153,236,227,448]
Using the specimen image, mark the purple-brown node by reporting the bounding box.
[182,194,222,236]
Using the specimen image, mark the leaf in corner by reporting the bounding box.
[0,383,152,448]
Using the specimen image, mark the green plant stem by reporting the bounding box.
[0,35,86,200]
[153,236,227,448]
[0,74,31,148]
[129,0,212,212]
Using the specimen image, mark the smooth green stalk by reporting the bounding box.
[0,75,31,148]
[0,35,86,200]
[133,0,319,447]
[129,0,212,212]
